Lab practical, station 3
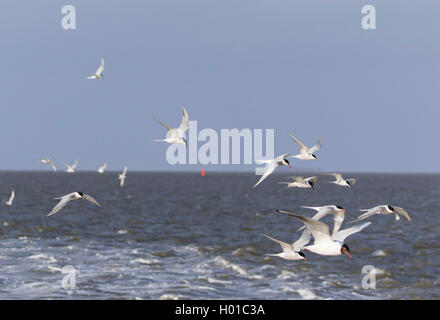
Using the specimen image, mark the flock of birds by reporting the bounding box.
[14,58,410,264]
[249,129,412,261]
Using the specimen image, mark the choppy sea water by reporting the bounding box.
[0,171,438,300]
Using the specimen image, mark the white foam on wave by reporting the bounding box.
[297,288,318,300]
[276,269,298,280]
[117,229,129,234]
[371,249,387,257]
[27,254,57,263]
[211,256,263,280]
[133,258,161,265]
[158,294,181,300]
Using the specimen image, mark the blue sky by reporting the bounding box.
[0,1,438,172]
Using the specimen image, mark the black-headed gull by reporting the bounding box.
[279,176,317,191]
[5,190,14,206]
[47,192,101,216]
[40,158,56,172]
[87,58,104,79]
[327,173,356,187]
[153,107,189,147]
[352,205,411,222]
[288,134,322,160]
[276,210,371,258]
[253,153,291,189]
[119,166,127,187]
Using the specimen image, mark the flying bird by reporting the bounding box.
[40,158,56,172]
[63,160,78,173]
[47,192,101,216]
[299,205,347,235]
[153,107,189,147]
[288,134,322,160]
[119,166,127,187]
[87,58,104,79]
[263,228,311,261]
[5,190,14,206]
[279,176,318,191]
[327,173,356,187]
[97,163,107,174]
[276,210,371,258]
[352,205,411,223]
[253,153,291,189]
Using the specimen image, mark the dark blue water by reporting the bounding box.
[0,171,438,299]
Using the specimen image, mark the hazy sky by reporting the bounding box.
[0,1,438,172]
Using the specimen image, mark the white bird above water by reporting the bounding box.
[98,163,107,174]
[276,210,371,258]
[263,228,311,261]
[279,176,318,191]
[63,160,78,173]
[87,58,104,79]
[40,158,56,172]
[288,134,322,160]
[5,190,14,206]
[253,153,291,189]
[352,205,411,223]
[47,192,101,216]
[153,107,189,147]
[119,166,127,187]
[327,173,356,187]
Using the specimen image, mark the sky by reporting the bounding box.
[0,0,439,173]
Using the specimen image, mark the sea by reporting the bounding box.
[0,171,438,300]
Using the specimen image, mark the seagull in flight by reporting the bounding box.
[277,210,370,259]
[263,228,311,261]
[153,107,189,147]
[352,205,411,223]
[288,134,322,160]
[40,158,56,172]
[327,173,356,187]
[5,190,14,206]
[253,153,291,189]
[47,192,101,216]
[63,160,78,173]
[87,58,104,79]
[279,176,318,191]
[119,166,127,187]
[97,163,107,174]
[299,205,347,235]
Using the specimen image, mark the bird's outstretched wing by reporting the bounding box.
[252,161,277,189]
[177,107,189,135]
[96,58,104,75]
[263,234,292,252]
[47,196,71,216]
[83,194,102,207]
[276,210,333,244]
[288,134,307,152]
[395,207,411,222]
[332,222,371,243]
[308,138,322,153]
[154,118,173,131]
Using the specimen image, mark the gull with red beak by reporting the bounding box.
[253,153,291,189]
[352,205,411,223]
[276,210,371,259]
